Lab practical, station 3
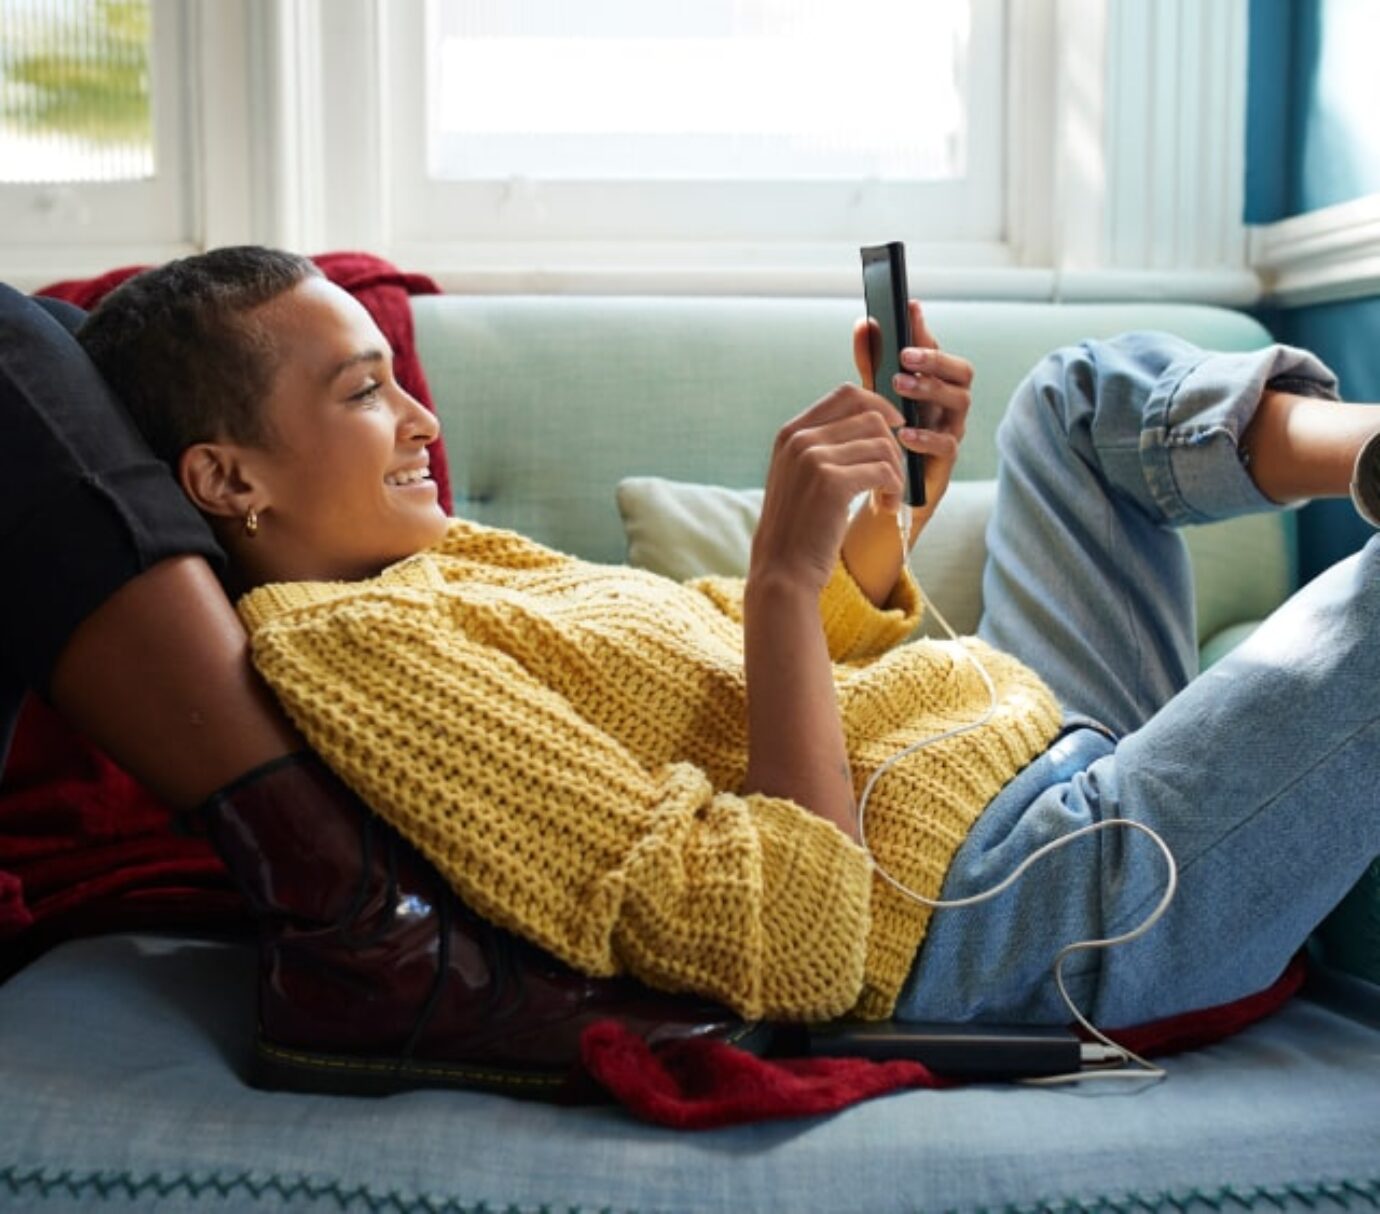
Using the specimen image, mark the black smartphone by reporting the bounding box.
[861,241,930,508]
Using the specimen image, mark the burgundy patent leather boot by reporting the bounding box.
[197,752,769,1098]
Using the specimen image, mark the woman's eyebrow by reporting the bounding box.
[325,348,387,385]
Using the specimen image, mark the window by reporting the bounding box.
[0,0,1255,302]
[427,2,970,185]
[1,0,153,184]
[377,0,1006,285]
[0,0,192,270]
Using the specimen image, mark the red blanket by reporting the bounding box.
[580,953,1307,1129]
[0,252,446,974]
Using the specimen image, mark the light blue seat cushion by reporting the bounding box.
[2,933,1378,1212]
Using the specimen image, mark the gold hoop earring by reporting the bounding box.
[243,507,259,538]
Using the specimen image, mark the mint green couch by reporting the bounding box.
[415,298,1294,664]
[1,296,1377,1213]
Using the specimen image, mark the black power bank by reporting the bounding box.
[803,1021,1083,1080]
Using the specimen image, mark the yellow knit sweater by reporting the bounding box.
[238,519,1063,1021]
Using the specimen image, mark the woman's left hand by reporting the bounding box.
[842,300,974,605]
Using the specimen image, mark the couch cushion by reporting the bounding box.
[1,932,1377,1213]
[614,475,1285,653]
[414,297,1292,649]
[617,476,993,636]
[414,297,1276,539]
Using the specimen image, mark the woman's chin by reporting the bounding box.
[382,513,451,566]
[417,508,452,547]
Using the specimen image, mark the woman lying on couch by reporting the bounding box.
[3,246,1378,1096]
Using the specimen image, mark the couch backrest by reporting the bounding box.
[412,296,1292,645]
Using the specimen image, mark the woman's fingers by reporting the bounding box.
[892,322,974,443]
[900,345,974,387]
[854,302,975,391]
[782,426,907,498]
[772,388,907,503]
[756,410,906,589]
[889,373,970,437]
[896,425,960,463]
[818,449,906,502]
[778,383,904,445]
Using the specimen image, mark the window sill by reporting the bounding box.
[1251,194,1380,308]
[0,238,1263,307]
[390,240,1262,305]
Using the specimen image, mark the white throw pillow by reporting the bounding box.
[616,477,997,637]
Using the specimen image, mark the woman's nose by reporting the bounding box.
[397,390,440,444]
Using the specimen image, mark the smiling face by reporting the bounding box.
[179,276,451,587]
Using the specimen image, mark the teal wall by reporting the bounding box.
[1247,0,1380,223]
[1247,0,1380,580]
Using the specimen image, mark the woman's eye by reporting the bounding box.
[350,381,382,404]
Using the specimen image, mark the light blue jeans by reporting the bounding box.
[897,333,1380,1029]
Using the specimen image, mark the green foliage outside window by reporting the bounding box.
[1,0,150,146]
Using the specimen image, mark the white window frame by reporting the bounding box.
[333,0,1257,300]
[0,0,1263,306]
[366,0,1008,293]
[1025,0,1256,305]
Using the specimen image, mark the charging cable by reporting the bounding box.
[854,504,1180,1086]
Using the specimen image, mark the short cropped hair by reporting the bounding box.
[78,246,322,468]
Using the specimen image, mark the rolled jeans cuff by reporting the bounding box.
[1140,345,1339,526]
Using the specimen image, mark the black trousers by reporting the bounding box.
[0,283,224,771]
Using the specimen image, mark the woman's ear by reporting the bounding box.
[178,442,257,522]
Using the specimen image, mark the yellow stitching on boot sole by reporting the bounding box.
[256,1040,566,1090]
[256,1019,762,1092]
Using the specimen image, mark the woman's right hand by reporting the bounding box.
[748,384,907,597]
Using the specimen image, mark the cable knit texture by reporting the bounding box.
[238,520,1063,1020]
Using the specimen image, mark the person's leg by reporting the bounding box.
[900,334,1380,1026]
[976,333,1346,736]
[902,538,1380,1027]
[0,283,300,804]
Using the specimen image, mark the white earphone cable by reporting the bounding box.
[853,504,1179,1085]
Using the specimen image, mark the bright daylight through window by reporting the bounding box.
[427,0,971,185]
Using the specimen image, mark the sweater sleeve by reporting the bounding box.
[239,578,873,1022]
[688,561,921,663]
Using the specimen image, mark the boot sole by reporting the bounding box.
[250,1036,571,1098]
[250,1020,774,1099]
